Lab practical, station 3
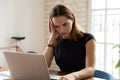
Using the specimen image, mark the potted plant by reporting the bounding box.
[113,44,120,68]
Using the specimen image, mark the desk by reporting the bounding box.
[0,67,105,80]
[0,67,8,72]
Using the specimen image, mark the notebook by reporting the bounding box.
[3,51,61,80]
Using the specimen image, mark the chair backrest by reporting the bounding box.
[94,70,114,80]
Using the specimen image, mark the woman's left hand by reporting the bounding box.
[58,73,76,80]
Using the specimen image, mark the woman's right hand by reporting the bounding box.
[48,20,59,45]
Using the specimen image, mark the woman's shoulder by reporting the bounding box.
[79,32,95,42]
[83,33,95,38]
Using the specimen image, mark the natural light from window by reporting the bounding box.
[91,0,120,79]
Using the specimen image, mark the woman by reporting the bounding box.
[43,4,96,80]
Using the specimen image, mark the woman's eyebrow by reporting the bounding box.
[54,19,69,27]
[62,20,69,25]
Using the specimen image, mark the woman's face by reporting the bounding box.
[52,16,73,39]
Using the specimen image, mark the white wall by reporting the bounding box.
[0,0,45,66]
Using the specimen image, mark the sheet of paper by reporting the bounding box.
[50,74,61,80]
[0,71,10,80]
[94,77,106,80]
[50,75,106,80]
[0,71,106,80]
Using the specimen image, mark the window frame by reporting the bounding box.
[87,0,120,79]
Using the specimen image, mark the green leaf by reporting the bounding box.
[112,44,120,53]
[115,60,120,68]
[112,44,120,49]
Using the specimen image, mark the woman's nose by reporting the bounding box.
[59,27,65,33]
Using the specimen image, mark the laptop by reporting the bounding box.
[3,51,61,80]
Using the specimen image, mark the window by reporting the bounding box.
[91,0,120,79]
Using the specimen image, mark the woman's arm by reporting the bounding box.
[59,39,96,80]
[43,37,55,68]
[43,19,59,68]
[43,46,54,68]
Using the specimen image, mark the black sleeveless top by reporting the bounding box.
[54,33,95,72]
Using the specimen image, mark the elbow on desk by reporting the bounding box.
[87,67,95,77]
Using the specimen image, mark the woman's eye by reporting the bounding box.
[54,26,59,28]
[63,23,68,26]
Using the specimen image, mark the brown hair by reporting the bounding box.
[49,4,84,41]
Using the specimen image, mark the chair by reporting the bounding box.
[94,70,114,80]
[0,37,25,52]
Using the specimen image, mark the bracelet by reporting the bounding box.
[47,44,54,47]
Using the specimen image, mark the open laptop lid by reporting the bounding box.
[3,51,51,80]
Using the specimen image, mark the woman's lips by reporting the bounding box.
[61,33,67,36]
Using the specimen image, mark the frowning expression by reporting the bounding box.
[52,16,73,39]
